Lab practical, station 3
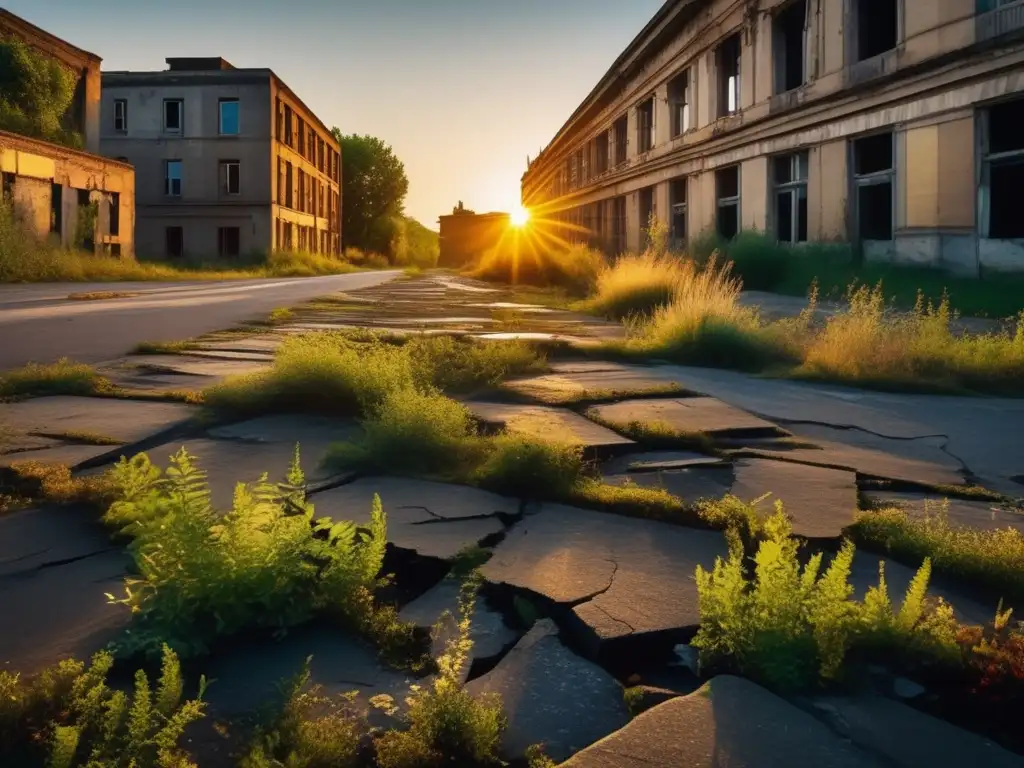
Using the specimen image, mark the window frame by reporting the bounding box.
[113,99,128,133]
[165,226,184,259]
[164,159,183,197]
[851,131,896,242]
[715,165,742,239]
[772,151,809,244]
[668,67,692,138]
[218,98,240,136]
[978,100,1024,240]
[717,33,742,118]
[636,96,656,154]
[220,160,241,196]
[163,99,183,134]
[670,177,688,246]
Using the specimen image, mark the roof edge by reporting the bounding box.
[0,8,102,62]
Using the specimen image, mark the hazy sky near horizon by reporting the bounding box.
[10,0,664,229]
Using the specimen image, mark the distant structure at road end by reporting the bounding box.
[438,203,510,268]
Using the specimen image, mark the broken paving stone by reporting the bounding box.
[200,622,411,719]
[600,450,725,476]
[587,396,784,439]
[313,477,514,560]
[0,396,195,447]
[466,619,630,762]
[398,578,519,683]
[195,335,286,354]
[208,413,360,446]
[0,504,114,577]
[810,694,1022,768]
[467,402,634,453]
[502,365,693,405]
[182,349,276,363]
[862,491,1024,534]
[560,675,880,768]
[140,436,345,510]
[732,423,966,488]
[481,503,728,655]
[126,354,270,379]
[0,443,121,470]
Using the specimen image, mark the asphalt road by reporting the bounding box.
[0,271,400,371]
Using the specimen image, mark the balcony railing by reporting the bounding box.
[978,0,1024,42]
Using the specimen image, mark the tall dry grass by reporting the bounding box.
[466,240,604,296]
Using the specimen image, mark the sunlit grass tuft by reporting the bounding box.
[582,250,692,319]
[0,358,114,399]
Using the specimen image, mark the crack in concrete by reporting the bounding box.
[0,547,51,568]
[568,558,620,608]
[0,547,119,580]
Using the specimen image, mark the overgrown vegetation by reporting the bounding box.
[0,645,206,768]
[1,460,117,510]
[203,332,548,419]
[851,501,1024,604]
[0,358,114,399]
[467,238,604,297]
[0,35,82,147]
[102,447,398,660]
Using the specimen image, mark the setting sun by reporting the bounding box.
[510,205,531,228]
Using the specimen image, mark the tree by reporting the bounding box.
[0,36,80,147]
[330,129,409,256]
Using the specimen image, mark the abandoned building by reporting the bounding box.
[100,58,341,260]
[521,0,1024,275]
[0,10,135,257]
[438,205,511,267]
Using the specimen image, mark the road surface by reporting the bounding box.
[0,271,400,370]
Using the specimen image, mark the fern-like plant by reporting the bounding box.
[692,508,960,691]
[104,446,388,658]
[0,645,205,768]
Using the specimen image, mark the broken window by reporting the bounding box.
[109,192,120,236]
[219,99,239,135]
[639,186,655,245]
[163,99,182,133]
[716,166,741,239]
[774,0,808,93]
[773,151,808,243]
[165,226,183,259]
[284,105,293,146]
[983,98,1024,239]
[2,172,13,203]
[636,97,655,153]
[595,132,609,175]
[285,162,293,208]
[670,177,687,245]
[114,99,127,132]
[718,33,742,117]
[856,0,898,62]
[164,160,182,197]
[853,132,894,241]
[220,160,240,195]
[51,184,62,233]
[218,227,241,258]
[613,114,628,166]
[668,68,692,137]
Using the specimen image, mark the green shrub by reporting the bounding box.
[474,435,584,499]
[723,231,792,291]
[408,335,548,393]
[374,581,505,767]
[692,509,960,691]
[850,501,1024,604]
[0,358,113,399]
[0,645,205,768]
[102,447,388,658]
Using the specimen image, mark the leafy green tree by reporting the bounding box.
[330,129,409,256]
[0,36,80,147]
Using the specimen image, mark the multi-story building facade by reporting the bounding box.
[522,0,1024,275]
[0,9,134,257]
[101,58,341,260]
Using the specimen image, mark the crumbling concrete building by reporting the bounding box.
[521,0,1024,275]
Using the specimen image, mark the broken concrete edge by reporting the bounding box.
[497,381,701,408]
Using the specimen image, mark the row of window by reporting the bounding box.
[164,225,240,259]
[276,157,340,220]
[163,222,340,260]
[113,97,240,136]
[548,0,910,198]
[275,219,338,254]
[557,98,1024,250]
[162,159,240,197]
[275,98,340,182]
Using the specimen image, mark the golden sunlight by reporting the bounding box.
[510,205,531,228]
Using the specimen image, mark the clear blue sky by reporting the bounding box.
[10,0,664,229]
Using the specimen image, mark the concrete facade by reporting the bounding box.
[1,130,135,257]
[521,0,1024,276]
[438,210,511,267]
[101,59,341,261]
[0,9,102,154]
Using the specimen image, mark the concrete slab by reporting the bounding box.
[467,402,635,451]
[503,366,692,405]
[481,504,728,653]
[0,443,120,469]
[465,619,630,763]
[313,477,515,560]
[601,451,726,475]
[560,676,882,768]
[126,355,270,379]
[0,397,195,446]
[587,397,783,438]
[862,491,1024,534]
[195,336,286,354]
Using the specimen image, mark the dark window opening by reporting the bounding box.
[109,244,121,258]
[595,131,610,175]
[221,160,240,195]
[285,162,294,208]
[612,196,627,255]
[163,99,182,132]
[50,184,62,233]
[668,69,691,137]
[109,192,119,236]
[114,99,127,132]
[2,172,13,202]
[716,166,740,239]
[639,186,655,245]
[989,98,1024,155]
[774,0,808,93]
[164,160,182,196]
[857,0,898,62]
[76,189,94,250]
[637,97,655,153]
[853,133,894,241]
[218,226,241,258]
[670,177,687,244]
[284,105,293,146]
[986,98,1024,238]
[166,226,183,259]
[718,33,742,117]
[219,98,240,135]
[773,152,808,243]
[613,115,628,166]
